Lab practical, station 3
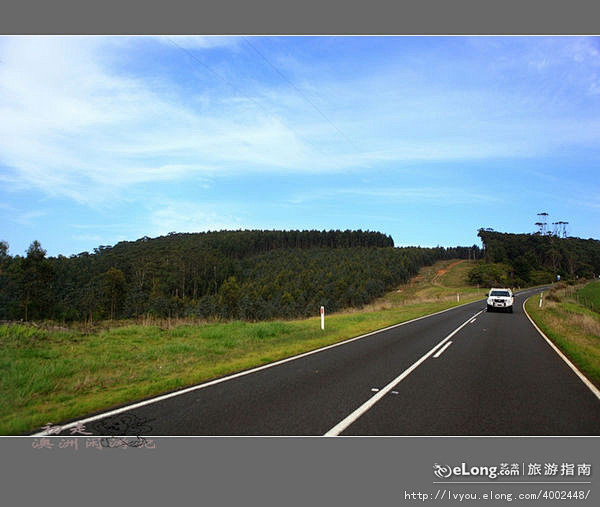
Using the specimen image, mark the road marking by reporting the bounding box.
[324,310,484,436]
[433,341,453,358]
[371,388,379,392]
[470,318,477,324]
[32,298,488,436]
[523,298,600,401]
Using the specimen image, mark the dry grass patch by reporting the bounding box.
[572,313,600,338]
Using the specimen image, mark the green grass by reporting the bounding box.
[0,259,487,435]
[525,283,600,390]
[576,280,600,311]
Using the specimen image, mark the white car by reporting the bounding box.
[487,288,514,313]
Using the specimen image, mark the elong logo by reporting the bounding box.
[434,462,502,480]
[433,463,452,479]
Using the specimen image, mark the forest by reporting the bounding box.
[468,229,600,287]
[0,229,478,322]
[2,228,598,323]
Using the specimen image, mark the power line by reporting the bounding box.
[242,36,362,155]
[166,37,333,160]
[166,37,276,120]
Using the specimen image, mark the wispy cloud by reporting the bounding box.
[0,201,47,225]
[148,200,246,236]
[289,186,503,206]
[7,209,48,226]
[1,36,599,211]
[0,37,325,204]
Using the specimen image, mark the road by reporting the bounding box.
[43,288,600,436]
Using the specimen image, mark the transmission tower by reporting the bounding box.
[536,212,549,234]
[560,221,569,238]
[552,220,569,238]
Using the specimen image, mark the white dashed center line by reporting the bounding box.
[433,341,453,358]
[325,309,484,436]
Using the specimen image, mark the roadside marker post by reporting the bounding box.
[539,293,543,308]
[320,306,325,330]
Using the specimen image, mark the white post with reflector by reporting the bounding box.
[320,306,325,330]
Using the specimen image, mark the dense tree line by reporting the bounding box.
[469,229,600,287]
[0,230,478,322]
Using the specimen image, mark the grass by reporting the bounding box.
[525,282,600,391]
[576,280,600,312]
[0,259,486,435]
[383,259,487,306]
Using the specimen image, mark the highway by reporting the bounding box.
[43,288,600,436]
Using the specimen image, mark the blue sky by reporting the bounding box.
[1,36,599,257]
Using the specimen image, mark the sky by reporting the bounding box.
[1,36,599,258]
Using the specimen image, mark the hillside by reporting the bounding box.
[0,230,477,322]
[469,229,600,287]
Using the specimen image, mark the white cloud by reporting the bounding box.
[11,209,48,225]
[1,36,599,209]
[148,200,245,236]
[568,37,600,64]
[289,186,503,206]
[0,37,327,204]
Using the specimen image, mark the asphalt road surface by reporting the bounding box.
[44,288,600,436]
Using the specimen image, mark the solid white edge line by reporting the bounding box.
[32,298,487,436]
[523,296,600,401]
[324,309,484,436]
[433,341,453,358]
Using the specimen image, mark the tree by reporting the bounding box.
[0,241,14,319]
[101,267,126,320]
[0,230,486,322]
[0,240,8,266]
[19,241,55,321]
[218,276,241,319]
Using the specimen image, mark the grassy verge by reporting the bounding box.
[525,282,600,391]
[575,280,600,313]
[0,259,486,435]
